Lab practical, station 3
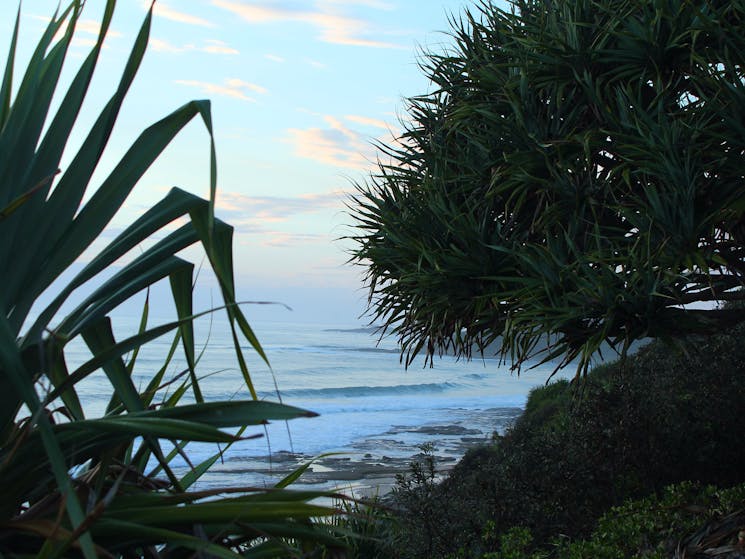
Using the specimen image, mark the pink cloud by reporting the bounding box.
[211,0,403,48]
[75,18,123,37]
[203,39,240,54]
[150,38,239,55]
[33,15,122,47]
[321,0,395,8]
[286,115,382,170]
[174,78,267,101]
[225,78,268,94]
[149,38,184,54]
[262,231,329,247]
[216,190,345,221]
[147,2,217,28]
[214,190,346,246]
[344,114,391,130]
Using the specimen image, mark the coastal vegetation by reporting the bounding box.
[349,0,745,374]
[377,323,745,558]
[0,1,344,556]
[347,0,745,557]
[5,0,744,554]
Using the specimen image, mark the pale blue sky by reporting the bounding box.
[2,0,480,324]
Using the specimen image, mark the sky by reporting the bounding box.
[1,0,479,325]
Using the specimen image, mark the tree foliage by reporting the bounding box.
[349,0,745,371]
[0,2,342,556]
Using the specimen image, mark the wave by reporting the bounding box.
[322,326,381,334]
[255,344,400,355]
[261,382,460,400]
[315,344,399,355]
[463,373,488,380]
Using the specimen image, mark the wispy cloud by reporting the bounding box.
[211,0,403,49]
[75,19,124,38]
[32,15,122,46]
[149,38,184,54]
[150,38,239,55]
[203,39,240,54]
[261,231,329,247]
[286,115,383,170]
[174,78,267,101]
[344,114,391,130]
[215,190,345,246]
[217,190,344,221]
[144,1,217,28]
[305,58,326,69]
[226,78,268,94]
[320,0,395,8]
[265,53,285,63]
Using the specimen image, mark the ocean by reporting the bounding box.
[64,313,569,491]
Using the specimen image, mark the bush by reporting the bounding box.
[551,481,745,559]
[325,495,399,559]
[385,323,745,558]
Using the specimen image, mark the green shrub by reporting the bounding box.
[385,324,745,559]
[324,495,399,559]
[386,443,449,558]
[552,481,745,559]
[521,380,571,429]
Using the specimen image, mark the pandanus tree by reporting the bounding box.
[349,0,745,373]
[0,1,343,556]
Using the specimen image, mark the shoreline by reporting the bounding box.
[195,413,522,498]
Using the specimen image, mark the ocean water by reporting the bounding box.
[63,313,569,490]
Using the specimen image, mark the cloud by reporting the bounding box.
[305,58,326,69]
[75,19,124,38]
[216,190,344,222]
[320,0,395,8]
[149,38,239,55]
[211,0,403,49]
[149,38,185,54]
[214,190,346,246]
[344,114,390,130]
[147,2,217,28]
[286,115,383,170]
[33,15,122,46]
[262,231,329,247]
[203,39,240,54]
[265,53,285,63]
[70,38,99,48]
[225,78,268,94]
[174,78,267,101]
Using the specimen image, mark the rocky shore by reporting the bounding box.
[193,412,523,497]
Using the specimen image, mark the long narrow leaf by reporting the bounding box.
[81,317,143,413]
[7,4,153,316]
[0,315,95,558]
[25,211,202,346]
[169,262,202,402]
[8,0,115,267]
[0,4,20,128]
